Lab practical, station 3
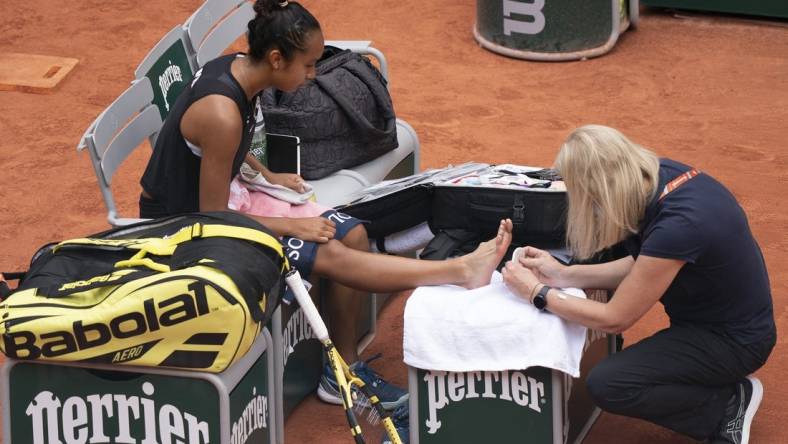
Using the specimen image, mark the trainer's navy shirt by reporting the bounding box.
[141,53,258,215]
[625,158,774,344]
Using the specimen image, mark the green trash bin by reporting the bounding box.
[474,0,639,61]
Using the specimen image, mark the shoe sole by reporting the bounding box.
[741,375,763,444]
[316,384,343,405]
[380,393,409,410]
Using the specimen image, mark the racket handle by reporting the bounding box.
[285,270,330,341]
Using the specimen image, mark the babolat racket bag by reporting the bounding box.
[0,211,287,373]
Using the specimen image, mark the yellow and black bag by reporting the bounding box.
[0,212,288,373]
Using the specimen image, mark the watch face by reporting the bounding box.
[533,294,547,310]
[534,286,550,310]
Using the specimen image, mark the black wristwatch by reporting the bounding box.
[533,285,551,311]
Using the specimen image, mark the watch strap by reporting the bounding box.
[535,285,551,310]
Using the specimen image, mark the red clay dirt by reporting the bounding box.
[1,1,787,443]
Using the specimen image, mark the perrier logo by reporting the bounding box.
[25,381,210,443]
[158,59,184,112]
[423,370,547,434]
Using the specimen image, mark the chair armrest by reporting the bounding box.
[76,119,96,152]
[306,119,420,207]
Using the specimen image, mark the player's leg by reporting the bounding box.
[324,222,369,363]
[312,218,513,293]
[317,217,410,409]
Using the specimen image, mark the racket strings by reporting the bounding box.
[347,373,390,426]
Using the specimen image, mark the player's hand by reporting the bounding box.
[269,172,306,193]
[288,217,336,243]
[516,246,568,287]
[501,261,542,303]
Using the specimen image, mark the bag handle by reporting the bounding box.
[1,273,10,300]
[56,223,289,274]
[0,272,25,300]
[117,223,289,273]
[314,52,396,139]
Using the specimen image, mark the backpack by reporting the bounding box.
[262,46,399,180]
[0,212,288,373]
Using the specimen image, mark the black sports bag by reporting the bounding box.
[337,163,488,239]
[0,212,288,372]
[262,46,399,180]
[429,180,566,248]
[339,164,567,254]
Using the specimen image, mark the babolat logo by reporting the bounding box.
[230,386,269,444]
[158,59,183,112]
[282,307,316,366]
[57,271,128,291]
[423,370,546,434]
[4,281,211,359]
[25,382,209,443]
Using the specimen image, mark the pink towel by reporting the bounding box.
[228,177,329,218]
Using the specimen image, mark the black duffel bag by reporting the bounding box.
[262,46,399,180]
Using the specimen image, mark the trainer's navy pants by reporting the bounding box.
[586,323,775,440]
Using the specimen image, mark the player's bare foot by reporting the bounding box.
[460,219,513,289]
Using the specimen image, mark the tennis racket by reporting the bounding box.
[284,269,403,444]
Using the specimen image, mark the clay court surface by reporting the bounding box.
[1,0,787,442]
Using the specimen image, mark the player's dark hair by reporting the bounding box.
[248,0,321,62]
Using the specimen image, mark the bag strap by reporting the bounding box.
[55,223,289,274]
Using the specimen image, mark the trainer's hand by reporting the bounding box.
[517,246,568,287]
[502,261,541,303]
[269,172,306,193]
[288,217,336,243]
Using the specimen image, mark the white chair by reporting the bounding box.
[76,26,195,152]
[185,0,255,68]
[134,26,197,80]
[134,25,197,120]
[81,77,162,227]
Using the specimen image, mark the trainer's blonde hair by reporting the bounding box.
[555,125,660,259]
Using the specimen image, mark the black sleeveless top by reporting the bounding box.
[140,53,259,215]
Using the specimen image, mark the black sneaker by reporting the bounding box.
[709,376,763,444]
[352,357,409,410]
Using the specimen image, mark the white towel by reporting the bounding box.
[403,272,588,377]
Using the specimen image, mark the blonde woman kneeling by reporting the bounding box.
[500,125,775,444]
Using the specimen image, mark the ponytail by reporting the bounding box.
[247,0,321,62]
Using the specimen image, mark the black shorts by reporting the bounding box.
[282,209,365,281]
[139,193,170,219]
